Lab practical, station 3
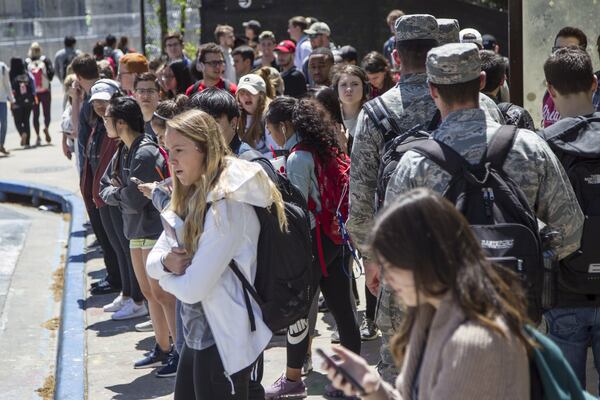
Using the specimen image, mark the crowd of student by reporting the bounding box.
[3,7,600,400]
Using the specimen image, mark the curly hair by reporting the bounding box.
[292,99,341,160]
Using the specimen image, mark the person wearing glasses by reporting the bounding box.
[164,32,192,68]
[117,53,149,95]
[542,27,589,128]
[186,43,238,97]
[100,96,177,377]
[133,72,161,139]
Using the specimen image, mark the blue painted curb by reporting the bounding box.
[0,180,86,400]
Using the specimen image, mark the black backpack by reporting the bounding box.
[363,96,441,210]
[541,114,600,296]
[226,157,319,332]
[411,126,545,321]
[13,74,35,107]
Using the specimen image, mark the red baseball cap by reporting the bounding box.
[274,40,296,53]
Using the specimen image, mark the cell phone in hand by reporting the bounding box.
[130,177,145,185]
[316,348,366,395]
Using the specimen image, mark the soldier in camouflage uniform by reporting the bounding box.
[385,43,583,264]
[436,18,460,45]
[347,14,440,383]
[436,19,505,124]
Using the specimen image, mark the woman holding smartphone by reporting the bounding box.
[146,109,286,399]
[99,96,178,377]
[322,188,532,400]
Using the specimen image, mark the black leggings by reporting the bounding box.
[12,105,32,144]
[107,206,143,302]
[87,203,121,288]
[99,206,143,301]
[287,230,361,369]
[32,90,51,134]
[175,344,253,400]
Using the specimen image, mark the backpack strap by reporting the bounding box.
[486,125,518,171]
[362,97,402,142]
[203,201,262,332]
[411,139,468,176]
[228,260,262,332]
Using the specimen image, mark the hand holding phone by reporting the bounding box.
[130,177,145,185]
[316,348,367,396]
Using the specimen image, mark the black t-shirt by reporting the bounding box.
[281,67,307,99]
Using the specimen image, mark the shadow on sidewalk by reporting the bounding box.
[87,316,149,338]
[105,372,175,400]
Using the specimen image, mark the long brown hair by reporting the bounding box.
[369,188,534,365]
[236,91,271,149]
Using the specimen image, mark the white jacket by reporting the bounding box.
[147,157,273,376]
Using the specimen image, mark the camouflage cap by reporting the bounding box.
[395,14,438,42]
[426,43,481,84]
[436,18,460,45]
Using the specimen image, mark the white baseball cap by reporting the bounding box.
[459,28,483,49]
[237,74,266,95]
[89,79,121,102]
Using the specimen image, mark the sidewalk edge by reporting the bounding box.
[0,180,86,400]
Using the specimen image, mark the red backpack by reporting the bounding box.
[291,143,350,276]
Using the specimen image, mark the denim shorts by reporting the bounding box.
[129,238,158,249]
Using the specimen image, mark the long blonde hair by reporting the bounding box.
[236,91,272,149]
[168,109,286,254]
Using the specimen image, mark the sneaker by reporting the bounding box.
[135,320,154,332]
[112,300,148,320]
[103,295,125,312]
[301,354,313,376]
[330,328,340,344]
[324,383,359,399]
[134,343,170,369]
[90,279,121,295]
[318,295,328,313]
[156,351,178,378]
[265,373,307,399]
[360,317,380,341]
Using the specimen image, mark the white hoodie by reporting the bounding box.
[147,157,274,378]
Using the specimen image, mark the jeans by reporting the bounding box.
[0,102,7,147]
[545,307,600,392]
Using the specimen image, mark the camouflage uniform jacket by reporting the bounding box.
[385,108,583,260]
[347,73,437,260]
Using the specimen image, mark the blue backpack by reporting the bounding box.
[526,325,595,400]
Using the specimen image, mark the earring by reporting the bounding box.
[281,125,287,137]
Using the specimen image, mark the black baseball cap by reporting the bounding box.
[339,45,358,62]
[482,34,498,50]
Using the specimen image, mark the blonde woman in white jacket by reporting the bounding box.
[146,109,286,399]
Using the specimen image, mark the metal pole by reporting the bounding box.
[508,0,523,106]
[140,0,146,56]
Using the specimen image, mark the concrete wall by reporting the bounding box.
[523,0,600,127]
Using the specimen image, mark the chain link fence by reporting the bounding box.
[0,3,200,63]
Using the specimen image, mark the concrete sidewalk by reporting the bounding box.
[0,82,381,399]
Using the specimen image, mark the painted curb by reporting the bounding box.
[0,180,86,400]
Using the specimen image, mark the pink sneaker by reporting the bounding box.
[264,373,307,399]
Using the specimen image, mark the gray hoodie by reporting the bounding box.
[100,134,167,240]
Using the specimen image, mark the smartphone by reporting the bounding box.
[130,177,145,185]
[315,348,366,395]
